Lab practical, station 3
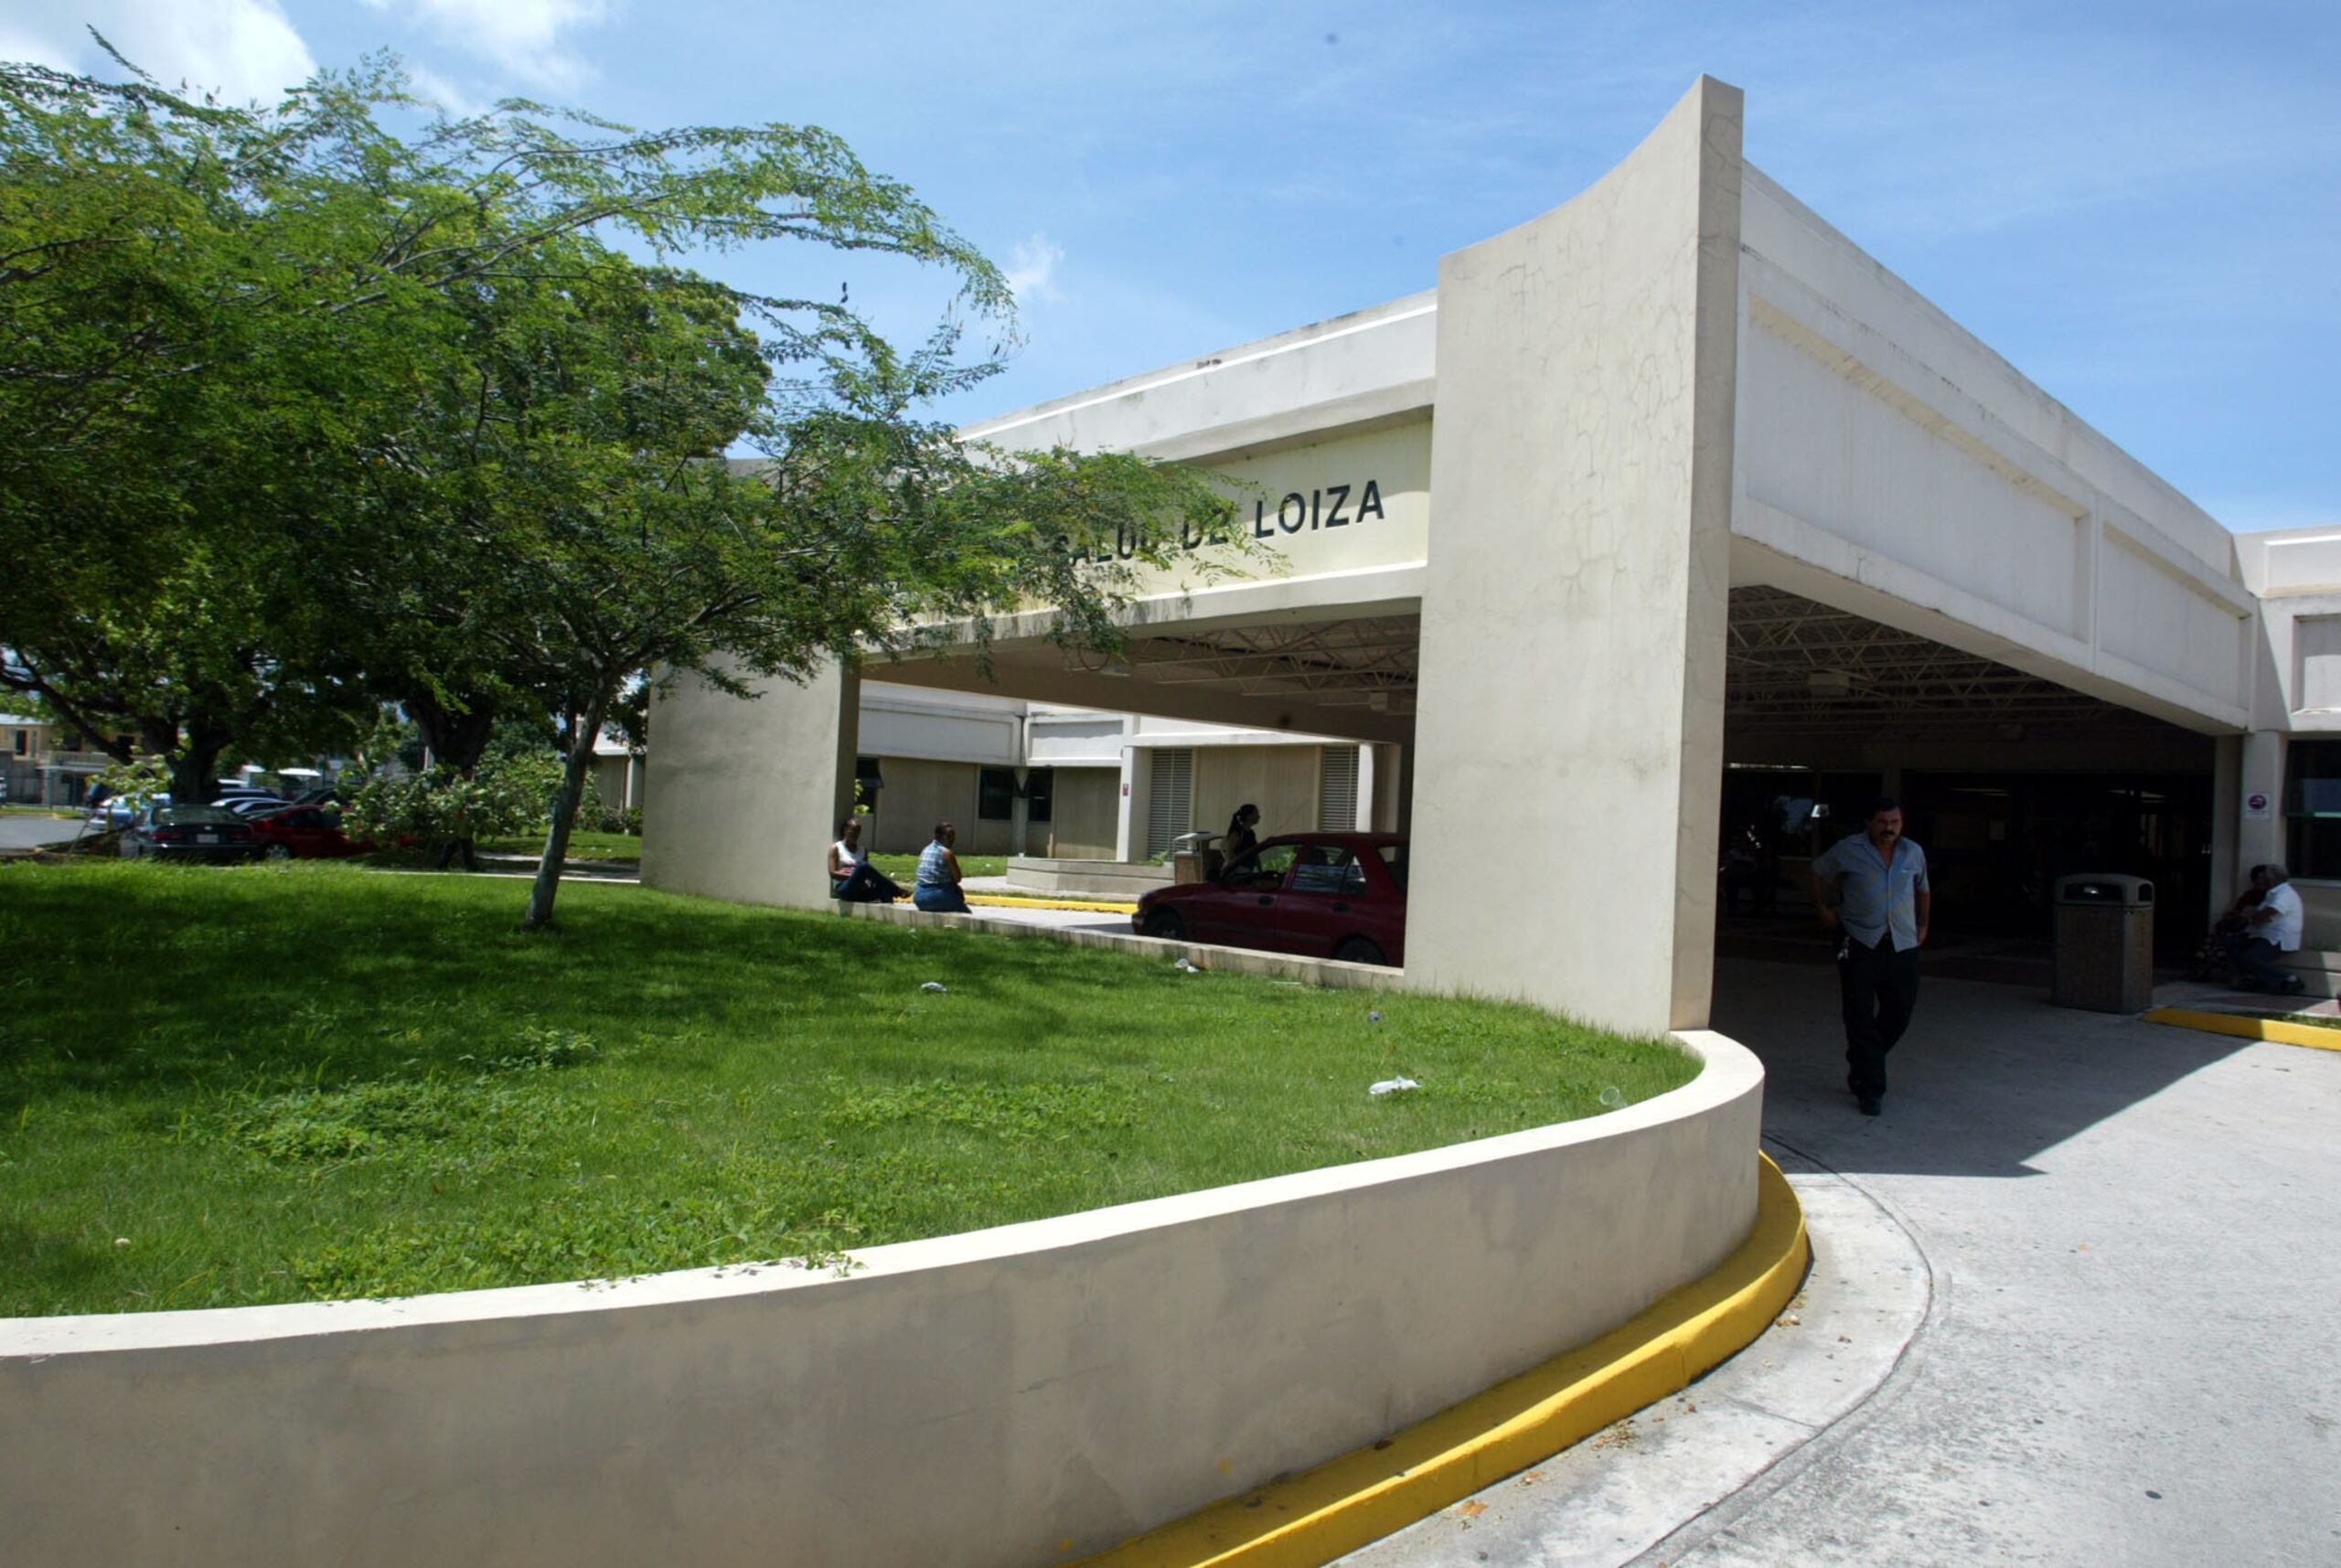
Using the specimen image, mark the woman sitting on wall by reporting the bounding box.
[827,817,903,903]
[913,821,971,913]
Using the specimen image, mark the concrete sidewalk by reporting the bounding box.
[1349,959,2341,1566]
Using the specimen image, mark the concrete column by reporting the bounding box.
[2239,729,2286,873]
[642,659,858,909]
[1406,77,1742,1035]
[1367,743,1406,832]
[2211,733,2241,917]
[1117,746,1150,864]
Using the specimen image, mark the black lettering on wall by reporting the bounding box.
[1278,492,1307,535]
[1358,479,1384,522]
[1253,500,1274,540]
[1323,484,1352,527]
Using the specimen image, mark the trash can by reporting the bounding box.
[2052,873,2155,1012]
[1170,831,1223,885]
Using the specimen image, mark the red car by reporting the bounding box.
[248,805,374,861]
[1132,832,1408,966]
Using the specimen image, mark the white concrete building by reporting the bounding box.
[647,78,2333,1034]
[622,681,1378,860]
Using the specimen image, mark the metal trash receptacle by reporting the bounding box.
[2052,873,2154,1012]
[1170,831,1222,885]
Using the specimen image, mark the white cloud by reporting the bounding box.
[359,0,615,91]
[402,63,490,120]
[1003,234,1064,305]
[2,0,315,101]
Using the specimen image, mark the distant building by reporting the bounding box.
[614,682,1383,860]
[0,715,134,807]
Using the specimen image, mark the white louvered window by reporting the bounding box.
[1319,745,1360,830]
[1145,749,1193,859]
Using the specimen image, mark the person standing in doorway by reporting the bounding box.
[1809,798,1932,1116]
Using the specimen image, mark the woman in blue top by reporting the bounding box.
[913,821,970,913]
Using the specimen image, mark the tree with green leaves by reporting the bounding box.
[2,47,1244,926]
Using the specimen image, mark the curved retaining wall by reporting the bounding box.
[0,1030,1763,1568]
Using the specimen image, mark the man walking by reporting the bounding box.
[1810,798,1931,1116]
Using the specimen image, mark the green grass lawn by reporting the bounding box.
[0,862,1697,1317]
[869,851,1009,880]
[476,829,643,861]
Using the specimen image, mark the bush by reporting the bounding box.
[345,751,564,854]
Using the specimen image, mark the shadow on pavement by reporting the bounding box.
[1711,955,2250,1181]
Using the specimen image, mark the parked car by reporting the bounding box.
[87,792,167,831]
[210,788,284,809]
[223,796,292,818]
[248,805,374,860]
[120,804,258,862]
[1132,832,1408,965]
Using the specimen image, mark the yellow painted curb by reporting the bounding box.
[1067,1154,1810,1568]
[967,896,1139,914]
[2143,1007,2341,1053]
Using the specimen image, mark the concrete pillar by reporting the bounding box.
[2239,729,2286,874]
[1368,743,1406,832]
[1117,746,1150,864]
[2211,733,2241,917]
[1406,77,1743,1035]
[642,660,858,909]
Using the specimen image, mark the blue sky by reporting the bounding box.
[7,0,2335,531]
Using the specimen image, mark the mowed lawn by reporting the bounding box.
[0,863,1697,1317]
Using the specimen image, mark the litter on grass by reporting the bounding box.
[1369,1077,1420,1096]
[1598,1085,1625,1108]
[920,982,948,994]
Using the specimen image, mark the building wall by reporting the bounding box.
[1193,744,1325,844]
[1042,767,1118,859]
[1730,168,2255,735]
[865,758,1014,858]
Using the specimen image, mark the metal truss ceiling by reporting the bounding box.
[1104,589,2163,741]
[1725,586,2159,741]
[1121,617,1423,715]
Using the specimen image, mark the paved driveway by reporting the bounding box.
[1353,958,2341,1566]
[0,815,83,852]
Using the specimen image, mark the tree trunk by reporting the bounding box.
[522,693,611,930]
[410,690,501,871]
[167,736,229,806]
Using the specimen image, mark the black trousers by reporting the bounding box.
[1839,934,1919,1099]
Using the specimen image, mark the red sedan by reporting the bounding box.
[1132,832,1408,966]
[248,805,375,861]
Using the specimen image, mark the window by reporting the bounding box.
[1318,745,1360,830]
[1024,767,1053,824]
[2285,741,2341,877]
[1145,749,1194,859]
[1376,842,1408,894]
[1224,841,1298,887]
[10,730,25,757]
[1289,843,1367,896]
[978,766,1017,822]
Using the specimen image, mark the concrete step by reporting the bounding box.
[2274,951,2341,997]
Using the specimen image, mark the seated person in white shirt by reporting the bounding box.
[2232,863,2306,994]
[827,817,903,903]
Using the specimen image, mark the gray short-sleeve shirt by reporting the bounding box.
[1812,834,1929,949]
